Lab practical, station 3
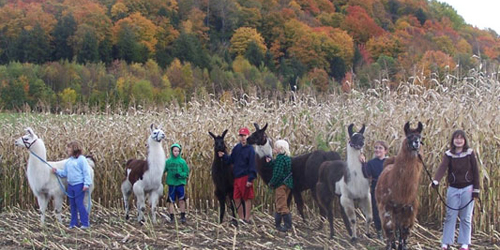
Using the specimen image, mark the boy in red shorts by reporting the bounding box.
[218,127,256,223]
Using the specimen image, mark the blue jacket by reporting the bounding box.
[366,157,385,189]
[56,155,92,188]
[222,143,257,182]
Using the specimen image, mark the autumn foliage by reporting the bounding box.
[0,0,499,110]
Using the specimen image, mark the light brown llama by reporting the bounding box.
[375,122,423,250]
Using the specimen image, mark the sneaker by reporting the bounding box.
[80,225,89,229]
[69,225,76,229]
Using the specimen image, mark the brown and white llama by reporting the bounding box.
[121,124,166,223]
[335,124,372,241]
[14,127,95,224]
[375,122,423,250]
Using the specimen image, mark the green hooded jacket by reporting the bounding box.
[163,143,189,186]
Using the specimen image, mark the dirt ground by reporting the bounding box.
[0,204,498,250]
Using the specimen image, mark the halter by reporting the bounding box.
[23,138,37,150]
[349,133,364,149]
[151,131,164,142]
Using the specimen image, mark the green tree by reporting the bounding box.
[171,33,210,69]
[99,36,113,64]
[116,26,147,63]
[15,24,51,63]
[52,14,77,61]
[131,80,153,103]
[244,41,264,67]
[77,31,99,64]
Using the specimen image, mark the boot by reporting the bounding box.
[169,213,175,223]
[283,213,292,231]
[180,213,186,224]
[274,213,287,232]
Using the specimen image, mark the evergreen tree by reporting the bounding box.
[15,24,51,63]
[52,14,77,61]
[329,56,347,82]
[116,26,146,63]
[99,36,113,64]
[244,41,264,67]
[171,33,210,69]
[77,31,99,64]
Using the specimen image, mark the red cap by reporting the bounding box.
[238,127,250,136]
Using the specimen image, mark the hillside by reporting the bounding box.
[0,0,499,110]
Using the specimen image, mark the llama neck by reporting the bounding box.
[346,144,362,172]
[27,140,51,187]
[391,146,423,204]
[255,139,272,159]
[147,139,166,178]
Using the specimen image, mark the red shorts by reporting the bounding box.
[233,175,254,200]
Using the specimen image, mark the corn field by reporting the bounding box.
[1,77,499,239]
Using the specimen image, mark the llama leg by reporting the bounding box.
[121,181,132,220]
[381,207,396,250]
[229,198,238,226]
[359,195,373,238]
[53,194,64,223]
[292,191,306,222]
[315,182,328,230]
[339,198,353,237]
[37,194,49,225]
[133,183,146,223]
[340,195,357,241]
[149,186,163,224]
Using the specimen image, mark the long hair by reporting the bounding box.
[450,130,469,153]
[67,141,82,158]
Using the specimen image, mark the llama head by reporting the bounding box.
[14,127,39,149]
[149,124,165,142]
[209,129,228,153]
[404,121,423,151]
[348,123,365,150]
[247,123,268,146]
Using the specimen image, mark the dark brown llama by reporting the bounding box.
[246,123,343,223]
[315,160,348,239]
[375,122,424,250]
[209,130,237,226]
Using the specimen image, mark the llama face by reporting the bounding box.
[209,130,228,153]
[247,123,268,146]
[14,127,38,149]
[348,124,365,150]
[150,129,166,142]
[404,122,423,151]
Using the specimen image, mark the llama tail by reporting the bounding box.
[125,159,134,177]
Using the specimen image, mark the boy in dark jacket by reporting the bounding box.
[218,127,257,223]
[164,143,190,223]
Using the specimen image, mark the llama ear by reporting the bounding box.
[347,124,354,137]
[404,122,411,135]
[359,124,366,134]
[254,123,260,130]
[262,123,268,131]
[221,129,228,138]
[416,122,423,134]
[150,123,154,132]
[209,132,216,139]
[25,127,34,135]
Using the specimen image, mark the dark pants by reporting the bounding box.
[68,183,89,227]
[371,183,381,231]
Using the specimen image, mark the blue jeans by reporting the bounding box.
[442,185,474,246]
[68,183,89,227]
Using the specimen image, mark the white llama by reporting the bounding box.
[14,127,95,224]
[335,124,372,241]
[121,124,166,223]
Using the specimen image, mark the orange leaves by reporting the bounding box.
[342,5,384,43]
[230,27,266,56]
[112,12,159,53]
[0,2,56,37]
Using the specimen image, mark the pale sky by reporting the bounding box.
[438,0,500,34]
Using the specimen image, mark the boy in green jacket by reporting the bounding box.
[164,143,190,223]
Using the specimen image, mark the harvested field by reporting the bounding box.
[0,204,498,250]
